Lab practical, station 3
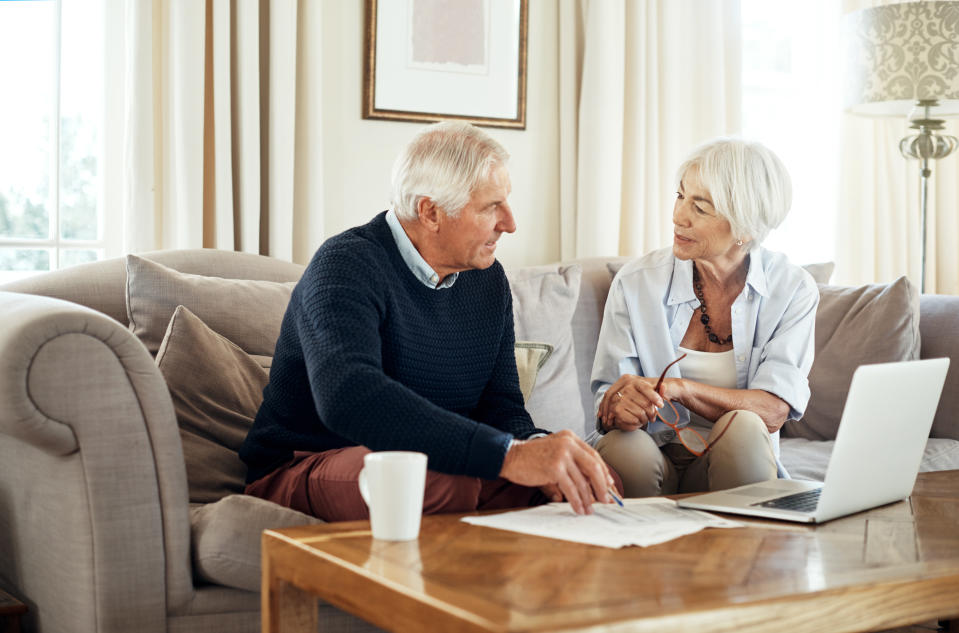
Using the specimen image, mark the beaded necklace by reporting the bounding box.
[692,264,733,345]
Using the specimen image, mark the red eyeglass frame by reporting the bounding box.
[652,353,736,457]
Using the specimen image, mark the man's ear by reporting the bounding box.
[416,197,441,233]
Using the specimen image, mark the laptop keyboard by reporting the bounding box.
[753,488,821,512]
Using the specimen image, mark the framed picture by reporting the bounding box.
[363,0,528,129]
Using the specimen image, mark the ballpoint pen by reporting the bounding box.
[608,487,624,507]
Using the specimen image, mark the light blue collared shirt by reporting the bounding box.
[385,209,458,289]
[588,247,819,470]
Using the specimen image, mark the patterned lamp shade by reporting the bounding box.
[844,1,959,117]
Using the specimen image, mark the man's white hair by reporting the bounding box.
[675,138,792,249]
[391,121,510,220]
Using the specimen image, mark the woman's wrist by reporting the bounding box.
[661,377,686,405]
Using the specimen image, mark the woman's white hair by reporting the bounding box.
[675,138,792,249]
[391,121,510,221]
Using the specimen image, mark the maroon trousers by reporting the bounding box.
[245,446,551,521]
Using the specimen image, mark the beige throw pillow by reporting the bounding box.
[156,305,269,503]
[126,254,295,357]
[783,276,920,440]
[514,342,553,403]
[191,495,321,591]
[508,265,583,434]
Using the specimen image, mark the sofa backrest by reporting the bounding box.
[920,294,959,441]
[3,250,957,444]
[0,249,305,326]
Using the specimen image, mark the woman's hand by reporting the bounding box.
[598,375,671,432]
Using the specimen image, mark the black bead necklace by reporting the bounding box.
[692,264,733,345]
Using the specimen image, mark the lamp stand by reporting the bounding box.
[898,100,959,293]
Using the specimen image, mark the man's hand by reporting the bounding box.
[499,430,615,515]
[597,374,669,432]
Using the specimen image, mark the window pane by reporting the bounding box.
[60,0,104,241]
[741,0,841,266]
[61,248,101,268]
[0,248,51,283]
[0,1,54,241]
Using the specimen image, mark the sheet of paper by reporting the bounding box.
[461,497,742,548]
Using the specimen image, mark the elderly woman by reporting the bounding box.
[590,138,819,497]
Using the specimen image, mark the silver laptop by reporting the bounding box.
[677,358,949,523]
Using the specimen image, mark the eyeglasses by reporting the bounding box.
[653,353,736,457]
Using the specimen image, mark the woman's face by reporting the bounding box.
[672,166,741,263]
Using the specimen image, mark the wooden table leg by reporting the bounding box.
[263,576,317,633]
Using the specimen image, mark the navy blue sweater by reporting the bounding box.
[240,212,545,483]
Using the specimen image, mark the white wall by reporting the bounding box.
[318,1,561,269]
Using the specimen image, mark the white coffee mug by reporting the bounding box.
[358,451,427,541]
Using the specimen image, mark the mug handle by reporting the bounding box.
[358,467,371,507]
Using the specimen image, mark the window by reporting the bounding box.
[0,0,105,283]
[741,0,842,267]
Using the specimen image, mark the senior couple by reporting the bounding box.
[239,121,818,519]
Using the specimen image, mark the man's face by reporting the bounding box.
[433,164,516,275]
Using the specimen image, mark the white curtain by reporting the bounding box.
[103,0,325,264]
[558,0,742,260]
[838,0,959,293]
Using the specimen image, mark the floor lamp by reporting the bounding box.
[843,1,959,293]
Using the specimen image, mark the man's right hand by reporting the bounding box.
[499,430,616,515]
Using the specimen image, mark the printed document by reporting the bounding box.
[461,497,741,548]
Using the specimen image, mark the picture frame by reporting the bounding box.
[363,0,528,129]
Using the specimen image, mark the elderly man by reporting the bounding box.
[240,121,618,518]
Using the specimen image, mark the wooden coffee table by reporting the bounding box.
[262,470,959,633]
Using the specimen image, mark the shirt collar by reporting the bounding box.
[667,251,768,306]
[385,209,458,290]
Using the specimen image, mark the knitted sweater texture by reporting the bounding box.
[240,212,543,483]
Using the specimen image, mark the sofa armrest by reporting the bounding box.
[0,291,194,633]
[920,294,959,441]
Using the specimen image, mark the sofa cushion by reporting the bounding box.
[508,265,584,434]
[156,306,269,503]
[801,262,835,285]
[126,254,295,357]
[190,494,321,592]
[780,437,959,482]
[783,276,920,440]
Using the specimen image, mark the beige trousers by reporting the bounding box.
[595,410,778,497]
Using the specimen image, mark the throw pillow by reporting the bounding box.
[508,265,583,434]
[191,494,321,592]
[125,254,295,357]
[802,261,835,285]
[782,276,920,441]
[514,341,553,403]
[156,305,269,503]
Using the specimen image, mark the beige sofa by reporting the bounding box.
[1,249,957,633]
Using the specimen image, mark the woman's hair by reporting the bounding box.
[675,138,792,249]
[391,121,510,220]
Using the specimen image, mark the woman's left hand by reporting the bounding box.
[598,374,670,432]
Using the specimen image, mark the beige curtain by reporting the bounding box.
[558,0,742,260]
[104,0,324,264]
[838,0,959,293]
